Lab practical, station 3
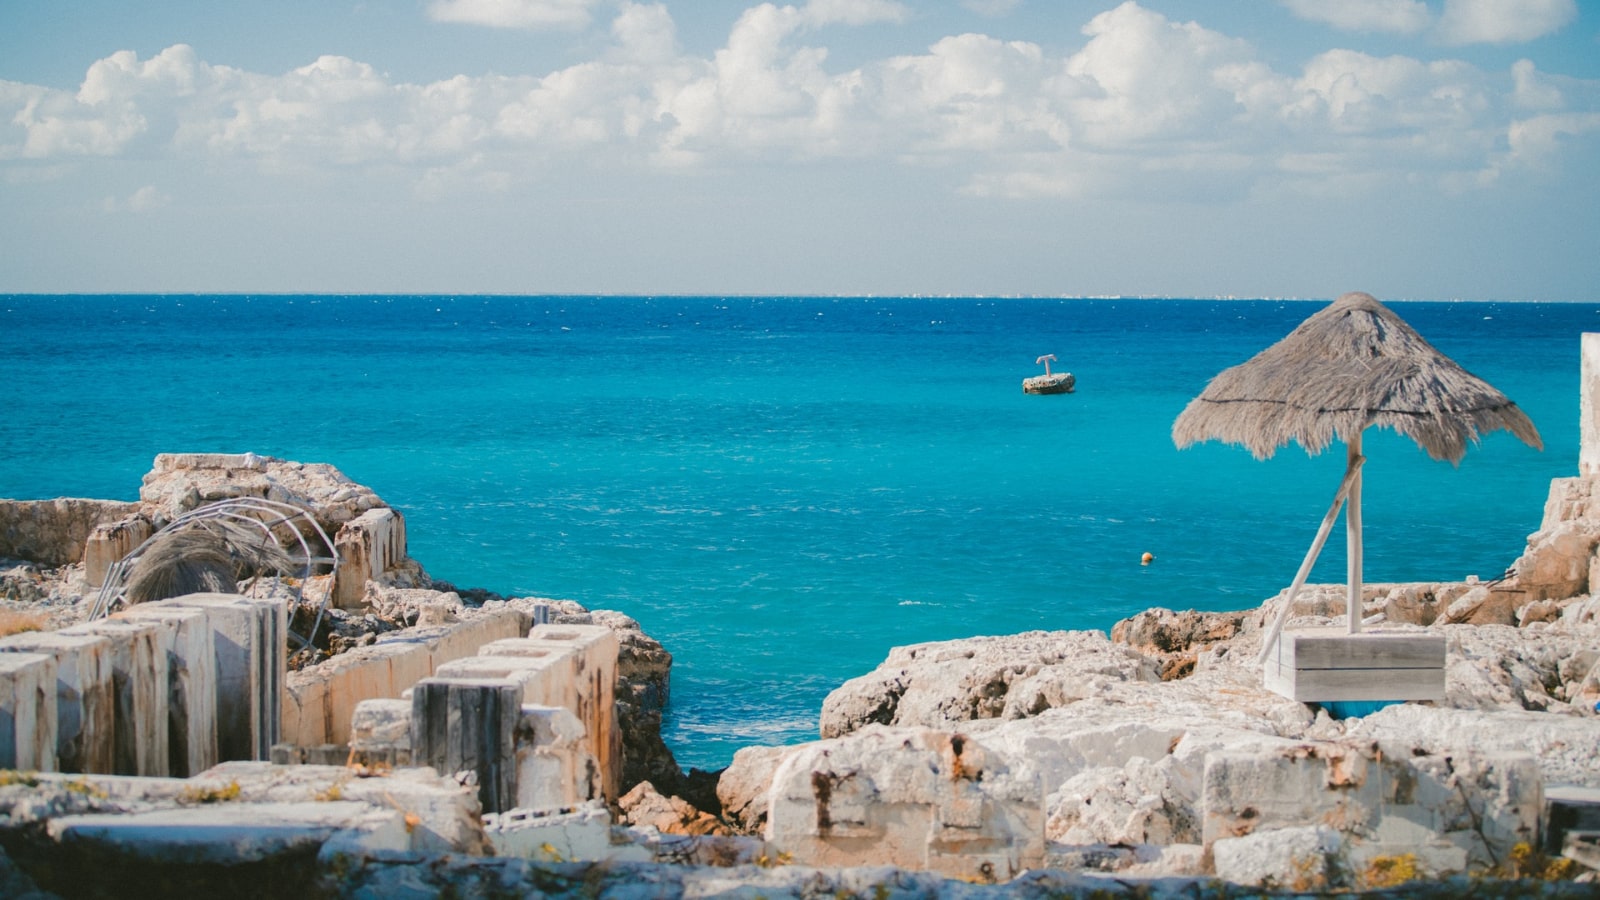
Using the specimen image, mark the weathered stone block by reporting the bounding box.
[284,641,431,748]
[485,802,651,863]
[82,514,154,588]
[0,498,140,567]
[332,507,407,610]
[1201,743,1541,873]
[477,639,573,708]
[411,677,522,814]
[117,603,221,776]
[284,608,530,749]
[162,593,285,761]
[58,619,169,776]
[515,704,600,813]
[0,651,58,770]
[493,624,620,800]
[1212,824,1343,890]
[765,725,1043,881]
[374,606,530,667]
[0,630,114,774]
[349,698,413,768]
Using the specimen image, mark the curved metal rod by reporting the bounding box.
[92,497,343,651]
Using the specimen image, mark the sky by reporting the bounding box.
[2,0,1598,300]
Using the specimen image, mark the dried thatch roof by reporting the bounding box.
[1171,292,1542,463]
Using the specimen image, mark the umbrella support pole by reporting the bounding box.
[1256,455,1366,665]
[1347,435,1363,635]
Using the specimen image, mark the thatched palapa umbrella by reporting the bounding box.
[1172,292,1542,662]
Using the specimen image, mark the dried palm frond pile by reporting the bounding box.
[124,517,294,606]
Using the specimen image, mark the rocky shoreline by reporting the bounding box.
[3,453,1600,896]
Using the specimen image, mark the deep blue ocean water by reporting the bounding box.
[1,295,1593,769]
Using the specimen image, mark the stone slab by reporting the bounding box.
[0,651,58,771]
[510,624,621,799]
[284,607,530,749]
[58,619,169,776]
[284,641,431,748]
[117,603,221,776]
[0,630,114,774]
[162,593,285,761]
[411,677,522,814]
[484,802,651,863]
[45,801,400,864]
[477,638,575,708]
[374,607,530,666]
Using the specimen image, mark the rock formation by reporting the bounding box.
[6,451,1600,893]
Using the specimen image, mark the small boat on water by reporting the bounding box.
[1023,354,1075,394]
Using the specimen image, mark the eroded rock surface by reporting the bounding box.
[0,499,140,569]
[818,630,1159,739]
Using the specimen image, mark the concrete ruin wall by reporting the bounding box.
[282,607,530,749]
[0,592,283,775]
[0,592,621,816]
[345,623,623,814]
[0,498,140,567]
[332,507,408,609]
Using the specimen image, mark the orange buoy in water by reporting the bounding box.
[1140,552,1154,565]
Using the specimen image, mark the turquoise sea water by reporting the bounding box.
[1,295,1593,769]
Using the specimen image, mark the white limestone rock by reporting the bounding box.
[1342,703,1600,789]
[1212,825,1344,890]
[515,704,602,813]
[485,801,653,863]
[1442,622,1599,711]
[717,744,788,835]
[763,725,1044,881]
[980,673,1312,848]
[138,453,387,532]
[198,760,490,855]
[1561,594,1600,626]
[0,499,141,567]
[1046,758,1180,846]
[818,630,1159,739]
[1508,519,1600,603]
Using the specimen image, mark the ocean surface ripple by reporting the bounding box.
[1,294,1591,768]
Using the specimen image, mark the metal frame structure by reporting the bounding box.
[92,497,340,650]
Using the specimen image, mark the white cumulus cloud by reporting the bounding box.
[961,0,1021,16]
[1,1,1595,206]
[103,184,170,212]
[1279,0,1431,35]
[799,0,910,28]
[1435,0,1578,44]
[428,0,602,30]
